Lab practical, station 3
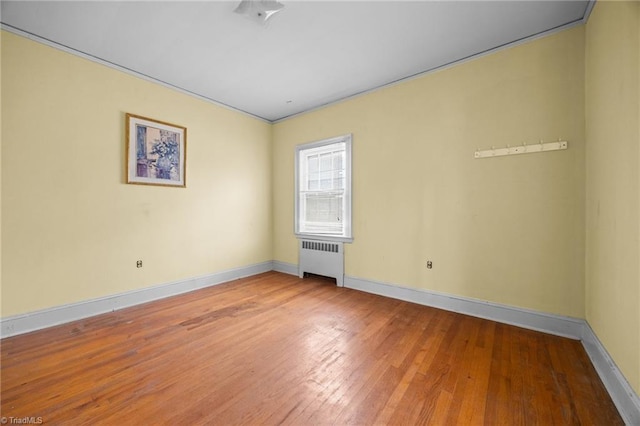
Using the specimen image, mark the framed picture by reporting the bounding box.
[126,113,187,187]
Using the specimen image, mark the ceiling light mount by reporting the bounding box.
[234,0,284,25]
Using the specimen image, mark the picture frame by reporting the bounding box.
[126,113,187,187]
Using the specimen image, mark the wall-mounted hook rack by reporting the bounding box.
[474,139,568,159]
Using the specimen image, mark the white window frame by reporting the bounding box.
[295,134,353,243]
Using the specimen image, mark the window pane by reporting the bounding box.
[308,155,319,173]
[319,153,332,172]
[333,152,343,171]
[303,193,343,234]
[333,176,344,189]
[308,171,319,190]
[319,171,332,190]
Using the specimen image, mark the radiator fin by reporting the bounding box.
[302,240,339,253]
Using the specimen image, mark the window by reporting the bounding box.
[295,134,352,242]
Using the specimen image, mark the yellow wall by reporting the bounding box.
[1,32,273,317]
[0,30,3,318]
[274,27,586,318]
[585,0,640,395]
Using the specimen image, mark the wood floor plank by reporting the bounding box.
[1,272,624,425]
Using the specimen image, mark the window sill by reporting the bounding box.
[295,233,353,244]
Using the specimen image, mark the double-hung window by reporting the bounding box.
[295,134,352,242]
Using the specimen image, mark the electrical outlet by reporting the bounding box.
[426,260,433,269]
[136,260,143,268]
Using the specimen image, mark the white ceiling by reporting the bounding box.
[1,1,591,122]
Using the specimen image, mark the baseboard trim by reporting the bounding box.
[272,260,298,276]
[342,274,640,424]
[344,275,584,339]
[0,261,273,339]
[581,323,640,426]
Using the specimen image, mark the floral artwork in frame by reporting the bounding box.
[126,113,187,187]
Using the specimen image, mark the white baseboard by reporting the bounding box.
[272,260,298,276]
[0,261,273,339]
[343,274,640,425]
[344,275,584,339]
[581,323,640,426]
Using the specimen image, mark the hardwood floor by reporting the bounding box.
[1,272,622,425]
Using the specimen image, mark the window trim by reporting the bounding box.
[295,134,353,243]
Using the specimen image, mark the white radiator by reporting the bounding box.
[298,239,344,286]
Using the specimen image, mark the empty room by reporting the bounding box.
[1,0,639,424]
